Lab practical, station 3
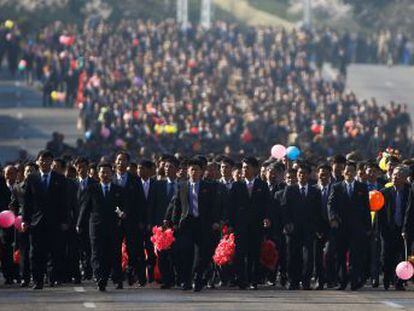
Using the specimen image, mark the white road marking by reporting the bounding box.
[381,301,404,309]
[83,302,96,308]
[17,112,23,119]
[74,286,85,292]
[385,81,394,87]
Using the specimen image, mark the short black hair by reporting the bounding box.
[194,155,208,169]
[332,154,346,164]
[75,157,89,166]
[97,162,113,170]
[37,150,54,160]
[345,161,357,170]
[53,158,67,169]
[317,163,332,172]
[138,159,154,168]
[286,168,297,175]
[164,156,179,168]
[268,162,285,173]
[297,163,311,174]
[115,151,130,162]
[242,156,259,168]
[220,157,235,167]
[187,158,203,169]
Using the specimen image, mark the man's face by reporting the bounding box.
[232,169,242,182]
[4,166,17,184]
[37,155,52,173]
[344,165,356,182]
[242,163,255,180]
[188,165,202,182]
[266,168,276,184]
[137,165,151,180]
[52,161,64,175]
[318,168,331,185]
[76,162,88,178]
[332,162,345,178]
[127,165,138,177]
[392,169,405,188]
[220,162,232,179]
[285,172,297,186]
[297,168,309,185]
[24,166,36,180]
[260,166,267,180]
[204,163,218,180]
[164,162,177,180]
[366,167,378,182]
[115,154,128,173]
[98,166,113,184]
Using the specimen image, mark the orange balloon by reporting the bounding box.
[369,190,384,211]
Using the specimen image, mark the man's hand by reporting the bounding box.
[76,226,81,234]
[21,222,28,233]
[330,220,339,229]
[212,222,220,231]
[283,223,294,234]
[263,218,271,228]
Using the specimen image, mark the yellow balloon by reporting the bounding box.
[385,182,393,188]
[50,91,58,101]
[379,157,388,172]
[5,20,14,29]
[371,212,376,224]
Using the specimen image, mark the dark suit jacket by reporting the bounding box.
[9,181,27,215]
[23,171,68,228]
[76,177,97,229]
[136,177,157,226]
[170,180,218,234]
[328,180,371,236]
[151,179,177,226]
[228,178,271,233]
[402,183,414,240]
[318,183,334,235]
[77,183,125,236]
[379,184,410,240]
[281,184,322,235]
[0,177,13,211]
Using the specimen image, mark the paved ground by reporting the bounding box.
[0,75,81,163]
[347,64,414,116]
[0,282,414,310]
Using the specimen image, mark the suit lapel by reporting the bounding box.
[180,182,189,216]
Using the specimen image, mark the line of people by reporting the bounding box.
[1,150,414,292]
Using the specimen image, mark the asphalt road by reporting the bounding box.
[0,76,81,164]
[346,64,414,116]
[0,281,414,311]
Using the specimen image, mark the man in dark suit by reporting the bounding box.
[52,158,81,284]
[380,165,410,290]
[328,161,371,291]
[282,163,322,290]
[314,164,334,290]
[137,159,157,285]
[155,156,179,289]
[9,162,38,287]
[75,157,96,280]
[76,162,126,291]
[169,158,220,292]
[228,157,272,290]
[22,150,69,290]
[113,151,143,286]
[0,165,18,284]
[331,155,346,184]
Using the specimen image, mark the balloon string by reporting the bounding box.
[404,237,408,261]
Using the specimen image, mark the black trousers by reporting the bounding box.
[336,231,366,287]
[123,222,139,277]
[64,228,81,281]
[286,231,314,286]
[234,225,262,286]
[90,226,122,284]
[30,225,63,284]
[1,227,17,281]
[79,228,92,278]
[179,217,212,285]
[16,230,30,282]
[382,232,404,285]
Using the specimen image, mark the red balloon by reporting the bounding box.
[311,123,322,134]
[369,190,385,211]
[0,210,15,228]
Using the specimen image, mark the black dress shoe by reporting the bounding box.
[21,281,30,288]
[193,282,203,292]
[32,283,43,290]
[116,282,123,290]
[237,281,247,290]
[4,278,13,285]
[314,282,324,290]
[97,279,106,292]
[288,283,300,290]
[182,283,192,291]
[351,282,364,291]
[160,283,172,289]
[395,284,406,291]
[336,284,347,290]
[74,278,81,285]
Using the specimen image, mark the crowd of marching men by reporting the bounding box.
[1,149,414,292]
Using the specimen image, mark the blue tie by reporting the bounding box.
[42,175,48,190]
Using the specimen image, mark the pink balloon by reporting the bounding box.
[14,215,23,231]
[396,261,414,280]
[100,127,110,139]
[271,144,286,159]
[0,210,16,229]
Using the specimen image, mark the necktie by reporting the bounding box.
[103,185,108,197]
[191,183,199,217]
[144,181,149,199]
[347,184,353,198]
[395,190,403,227]
[247,181,253,196]
[42,175,48,190]
[301,187,306,198]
